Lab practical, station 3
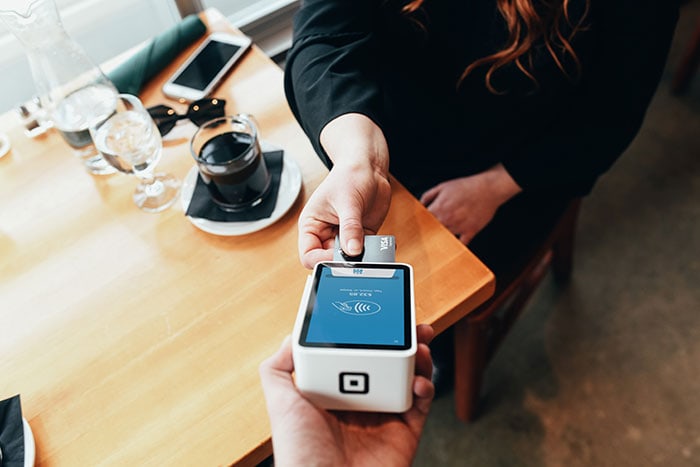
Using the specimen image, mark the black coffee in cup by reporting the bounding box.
[191,115,271,211]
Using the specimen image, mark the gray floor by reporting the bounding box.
[414,3,700,467]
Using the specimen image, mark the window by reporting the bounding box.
[0,0,296,113]
[187,0,298,60]
[0,0,181,112]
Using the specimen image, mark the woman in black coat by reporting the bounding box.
[285,0,679,277]
[285,0,679,398]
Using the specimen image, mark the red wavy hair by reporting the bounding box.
[402,0,590,93]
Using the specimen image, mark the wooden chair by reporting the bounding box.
[452,198,582,421]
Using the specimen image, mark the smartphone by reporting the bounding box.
[293,262,417,412]
[162,32,252,101]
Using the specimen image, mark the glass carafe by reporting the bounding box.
[0,0,118,175]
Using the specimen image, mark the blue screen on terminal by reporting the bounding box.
[300,263,412,350]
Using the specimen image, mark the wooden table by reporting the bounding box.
[0,9,494,466]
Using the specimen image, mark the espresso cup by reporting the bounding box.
[190,114,272,211]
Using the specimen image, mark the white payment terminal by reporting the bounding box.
[292,261,417,412]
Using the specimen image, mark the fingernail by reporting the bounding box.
[347,239,362,254]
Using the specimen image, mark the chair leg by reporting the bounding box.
[672,16,700,95]
[453,316,489,422]
[551,199,581,284]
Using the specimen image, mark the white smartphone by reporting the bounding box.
[162,32,252,101]
[292,262,417,412]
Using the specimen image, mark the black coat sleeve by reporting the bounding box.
[285,0,680,197]
[284,0,386,168]
[502,0,680,197]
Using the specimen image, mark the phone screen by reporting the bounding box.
[172,40,242,91]
[300,263,412,350]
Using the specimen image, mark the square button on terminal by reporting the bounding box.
[339,372,369,394]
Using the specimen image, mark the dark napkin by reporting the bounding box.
[0,395,24,467]
[186,150,284,222]
[107,15,207,95]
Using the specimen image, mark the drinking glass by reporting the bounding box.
[0,0,118,175]
[90,94,180,213]
[0,132,10,159]
[190,114,271,211]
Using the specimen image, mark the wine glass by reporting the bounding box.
[90,94,180,213]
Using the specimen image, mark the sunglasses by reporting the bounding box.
[147,98,226,136]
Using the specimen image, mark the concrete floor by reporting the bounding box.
[414,3,700,466]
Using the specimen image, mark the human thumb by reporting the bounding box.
[338,214,365,257]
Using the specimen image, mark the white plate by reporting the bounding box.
[181,146,302,236]
[23,417,35,467]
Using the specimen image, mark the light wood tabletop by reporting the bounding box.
[0,9,494,466]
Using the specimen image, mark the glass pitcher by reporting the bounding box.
[0,0,118,175]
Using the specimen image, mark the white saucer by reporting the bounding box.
[181,146,302,236]
[23,417,35,467]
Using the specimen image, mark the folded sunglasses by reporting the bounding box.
[147,98,226,136]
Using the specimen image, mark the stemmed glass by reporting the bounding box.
[90,94,180,212]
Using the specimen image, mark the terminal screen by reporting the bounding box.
[300,263,412,350]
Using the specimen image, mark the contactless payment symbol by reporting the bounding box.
[332,300,381,316]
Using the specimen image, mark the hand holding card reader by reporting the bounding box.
[292,236,416,413]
